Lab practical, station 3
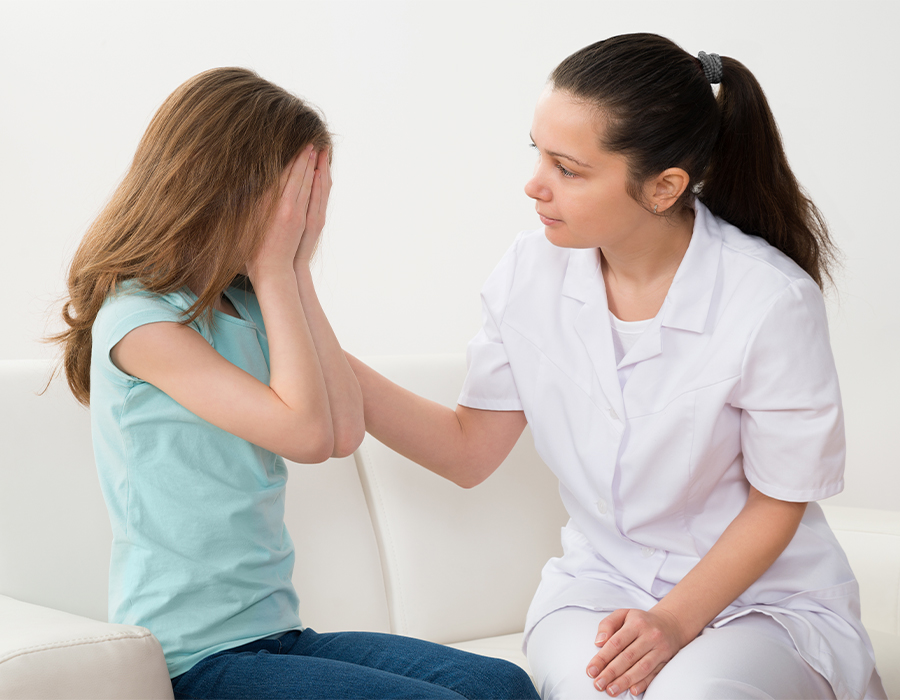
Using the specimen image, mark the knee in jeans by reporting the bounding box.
[472,658,539,699]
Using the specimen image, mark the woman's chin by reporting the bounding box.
[543,226,592,250]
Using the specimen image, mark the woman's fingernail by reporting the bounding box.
[595,632,607,645]
[587,665,599,678]
[607,685,620,696]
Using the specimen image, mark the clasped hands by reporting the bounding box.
[586,607,687,697]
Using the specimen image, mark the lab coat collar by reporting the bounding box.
[560,200,722,327]
[562,247,627,419]
[559,202,724,412]
[659,201,723,334]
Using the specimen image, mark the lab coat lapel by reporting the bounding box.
[659,201,723,334]
[618,204,722,371]
[622,203,724,409]
[616,317,663,369]
[563,249,626,420]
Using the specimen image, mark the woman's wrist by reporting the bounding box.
[247,263,297,290]
[648,601,700,649]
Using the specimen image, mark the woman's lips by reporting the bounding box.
[538,213,562,226]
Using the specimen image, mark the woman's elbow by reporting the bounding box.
[331,422,365,459]
[283,419,335,464]
[450,460,497,489]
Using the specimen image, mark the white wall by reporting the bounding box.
[3,0,897,510]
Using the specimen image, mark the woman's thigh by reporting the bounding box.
[173,628,539,700]
[526,606,611,700]
[526,608,836,700]
[645,613,835,700]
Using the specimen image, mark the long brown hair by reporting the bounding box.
[550,33,838,288]
[50,67,332,405]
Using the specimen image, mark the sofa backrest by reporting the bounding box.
[356,355,570,644]
[821,505,900,638]
[0,360,109,622]
[0,359,390,633]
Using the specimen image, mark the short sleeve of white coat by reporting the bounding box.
[732,278,845,502]
[457,234,524,411]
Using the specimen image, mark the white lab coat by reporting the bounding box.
[458,202,880,699]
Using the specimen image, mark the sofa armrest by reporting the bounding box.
[0,595,173,700]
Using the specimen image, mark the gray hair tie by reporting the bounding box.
[698,51,723,84]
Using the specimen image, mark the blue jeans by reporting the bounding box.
[171,628,540,699]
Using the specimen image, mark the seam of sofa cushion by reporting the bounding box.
[0,628,155,665]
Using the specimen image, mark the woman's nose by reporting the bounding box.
[524,169,548,201]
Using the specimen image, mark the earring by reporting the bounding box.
[653,204,659,214]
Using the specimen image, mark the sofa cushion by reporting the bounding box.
[0,595,172,699]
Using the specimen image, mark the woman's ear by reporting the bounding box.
[647,167,690,213]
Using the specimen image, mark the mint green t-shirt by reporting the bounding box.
[90,281,302,678]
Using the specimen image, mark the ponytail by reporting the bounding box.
[699,57,837,287]
[551,34,838,289]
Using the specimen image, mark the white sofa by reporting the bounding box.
[1,356,897,699]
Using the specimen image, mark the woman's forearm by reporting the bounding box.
[652,486,808,645]
[248,269,334,457]
[294,266,365,457]
[345,352,526,487]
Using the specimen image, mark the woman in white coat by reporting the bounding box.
[347,34,886,699]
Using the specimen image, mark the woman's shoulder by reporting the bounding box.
[99,279,193,314]
[93,280,205,350]
[704,206,816,292]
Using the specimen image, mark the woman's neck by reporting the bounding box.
[601,208,694,321]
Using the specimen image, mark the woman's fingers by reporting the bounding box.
[595,608,628,647]
[281,144,316,204]
[314,147,331,217]
[594,645,657,696]
[295,148,331,266]
[586,613,638,680]
[249,145,318,278]
[586,609,684,696]
[627,662,666,696]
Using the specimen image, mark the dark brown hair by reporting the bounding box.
[551,33,838,288]
[50,67,332,405]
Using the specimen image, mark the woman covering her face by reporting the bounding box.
[348,34,887,699]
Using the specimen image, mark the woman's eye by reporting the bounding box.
[556,163,576,178]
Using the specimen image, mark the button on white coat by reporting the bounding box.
[608,407,619,421]
[596,499,608,515]
[641,547,656,558]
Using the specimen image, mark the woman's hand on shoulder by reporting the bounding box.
[586,607,688,697]
[247,144,319,281]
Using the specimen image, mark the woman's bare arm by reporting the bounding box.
[292,150,365,458]
[346,352,526,488]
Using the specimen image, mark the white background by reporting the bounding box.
[2,0,897,510]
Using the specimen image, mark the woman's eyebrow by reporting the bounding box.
[530,133,592,169]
